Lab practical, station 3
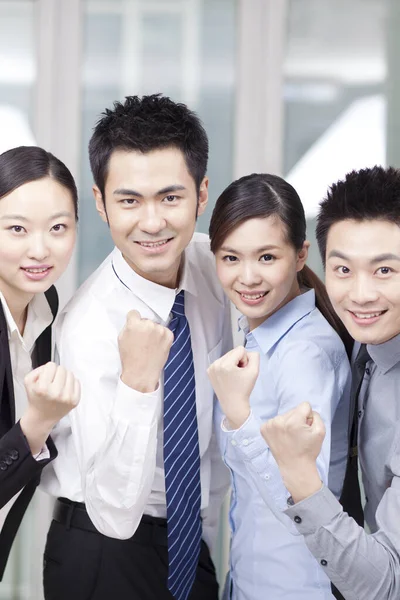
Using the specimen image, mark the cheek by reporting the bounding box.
[52,232,76,264]
[0,237,25,262]
[215,262,234,291]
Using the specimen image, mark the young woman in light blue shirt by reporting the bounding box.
[207,173,352,599]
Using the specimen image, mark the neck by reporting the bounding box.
[0,287,32,335]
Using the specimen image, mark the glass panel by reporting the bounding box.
[0,0,36,154]
[0,3,39,596]
[283,0,387,275]
[79,0,237,283]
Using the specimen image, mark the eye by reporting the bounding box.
[121,198,137,205]
[222,255,238,263]
[9,225,26,234]
[260,254,274,262]
[335,266,350,275]
[51,223,67,233]
[376,266,393,276]
[162,195,178,203]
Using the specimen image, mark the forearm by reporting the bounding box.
[19,407,55,455]
[73,378,161,538]
[286,485,400,600]
[0,423,56,507]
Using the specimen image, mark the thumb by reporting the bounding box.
[295,401,313,423]
[24,364,45,387]
[246,351,260,374]
[310,411,326,436]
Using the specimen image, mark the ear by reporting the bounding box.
[296,240,310,272]
[93,185,108,224]
[197,177,209,217]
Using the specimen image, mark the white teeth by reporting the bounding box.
[241,293,265,300]
[25,268,48,273]
[354,312,383,319]
[139,240,168,247]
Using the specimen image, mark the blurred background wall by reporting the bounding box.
[1,0,399,597]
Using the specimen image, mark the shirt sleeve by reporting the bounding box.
[221,340,344,532]
[285,477,400,600]
[56,315,162,539]
[201,297,232,551]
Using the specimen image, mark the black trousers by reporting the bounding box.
[43,499,219,600]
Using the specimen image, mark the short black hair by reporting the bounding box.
[89,94,209,200]
[316,166,400,264]
[0,146,78,219]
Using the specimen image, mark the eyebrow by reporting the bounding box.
[113,184,187,197]
[328,250,400,263]
[0,211,73,222]
[220,245,280,254]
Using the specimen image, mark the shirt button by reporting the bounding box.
[0,461,7,471]
[4,456,13,466]
[9,449,19,461]
[294,516,302,524]
[358,410,362,418]
[231,440,237,446]
[264,474,270,481]
[365,368,370,376]
[321,559,328,567]
[242,439,249,446]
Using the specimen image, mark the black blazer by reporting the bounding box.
[0,286,58,579]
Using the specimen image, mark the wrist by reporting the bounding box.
[20,408,56,455]
[226,407,251,430]
[279,461,322,503]
[121,370,159,393]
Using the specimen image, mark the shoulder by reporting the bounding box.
[59,252,117,333]
[185,232,226,305]
[277,308,349,371]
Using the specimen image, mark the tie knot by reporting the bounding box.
[355,343,371,370]
[171,290,185,317]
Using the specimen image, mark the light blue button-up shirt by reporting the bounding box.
[216,289,351,599]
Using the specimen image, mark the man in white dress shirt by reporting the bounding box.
[41,94,231,600]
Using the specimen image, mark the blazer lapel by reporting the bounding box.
[0,302,15,432]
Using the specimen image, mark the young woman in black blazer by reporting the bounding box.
[0,146,80,578]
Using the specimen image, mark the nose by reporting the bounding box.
[27,233,50,262]
[238,261,263,287]
[138,204,166,235]
[348,274,379,305]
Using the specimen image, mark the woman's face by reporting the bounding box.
[0,176,76,305]
[215,216,308,330]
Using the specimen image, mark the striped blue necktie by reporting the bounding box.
[163,290,201,600]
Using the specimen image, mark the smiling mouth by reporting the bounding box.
[350,310,387,319]
[22,267,51,273]
[135,239,173,248]
[238,291,267,300]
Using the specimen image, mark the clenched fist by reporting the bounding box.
[207,346,260,430]
[261,402,325,502]
[20,362,80,455]
[118,310,174,393]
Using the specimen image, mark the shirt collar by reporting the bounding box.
[0,291,53,352]
[111,247,198,323]
[240,289,316,354]
[367,332,400,374]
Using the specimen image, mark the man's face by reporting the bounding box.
[95,147,208,288]
[325,219,400,345]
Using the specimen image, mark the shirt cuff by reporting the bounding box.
[284,484,343,535]
[113,377,161,423]
[33,444,50,461]
[222,411,290,510]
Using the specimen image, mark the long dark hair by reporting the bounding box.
[0,146,78,218]
[209,173,352,356]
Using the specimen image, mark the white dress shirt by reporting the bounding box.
[41,232,232,549]
[0,291,53,529]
